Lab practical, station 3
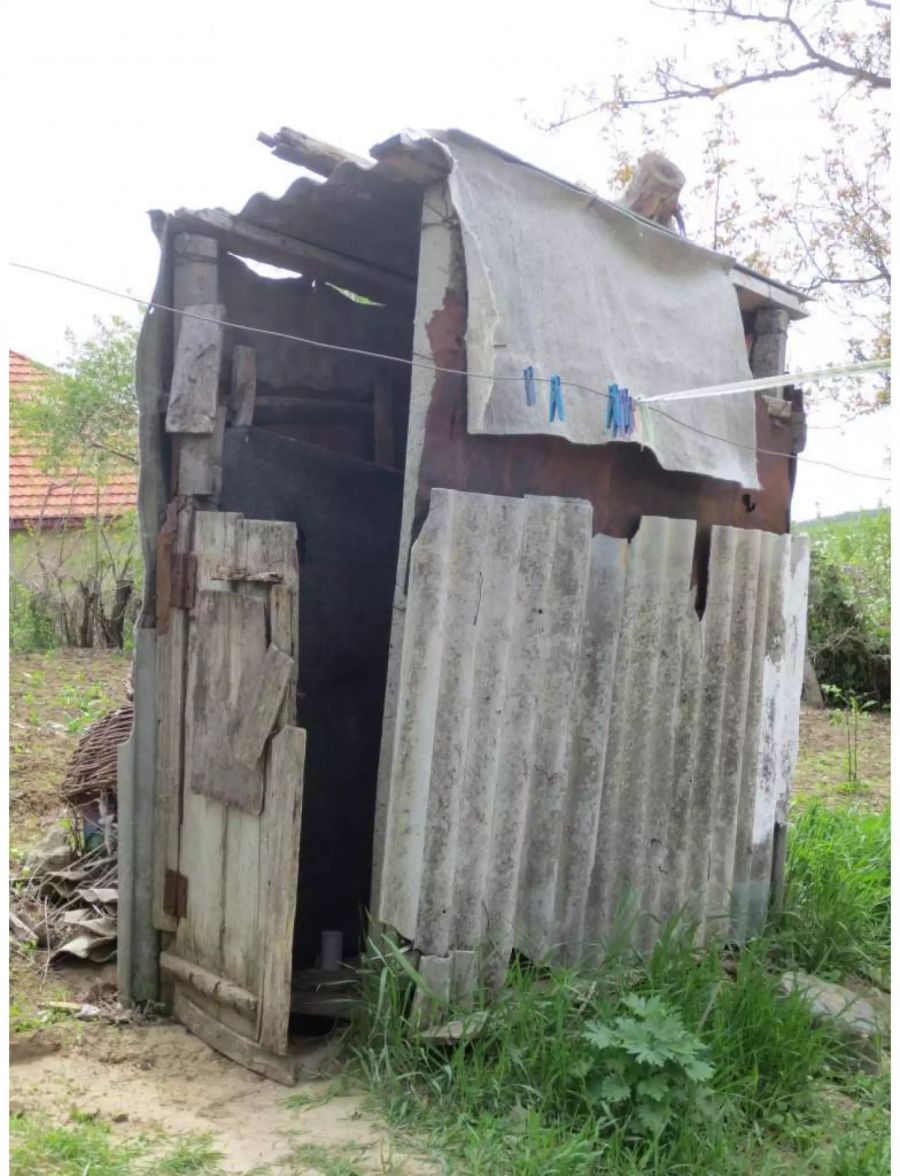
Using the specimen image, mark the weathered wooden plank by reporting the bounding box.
[222,805,262,994]
[233,644,294,770]
[175,627,227,973]
[160,950,258,1017]
[373,382,395,468]
[212,567,283,584]
[165,304,225,435]
[192,511,240,593]
[187,591,268,813]
[172,207,415,304]
[257,127,370,178]
[155,501,178,637]
[258,726,306,1055]
[229,346,257,427]
[134,223,172,624]
[173,985,295,1085]
[270,584,298,728]
[177,435,215,497]
[235,518,298,588]
[153,501,193,934]
[172,235,219,346]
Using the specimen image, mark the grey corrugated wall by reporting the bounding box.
[376,489,809,977]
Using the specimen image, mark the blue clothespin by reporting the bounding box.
[606,384,619,435]
[523,365,537,407]
[549,374,565,422]
[619,386,633,437]
[607,384,635,437]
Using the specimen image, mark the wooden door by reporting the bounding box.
[153,505,304,1084]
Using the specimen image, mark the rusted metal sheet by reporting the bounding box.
[375,489,809,975]
[415,281,797,547]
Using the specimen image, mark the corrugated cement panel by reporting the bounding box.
[376,489,809,970]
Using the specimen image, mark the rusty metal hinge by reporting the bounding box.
[170,552,197,611]
[163,869,189,920]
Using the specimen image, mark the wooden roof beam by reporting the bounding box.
[172,207,417,304]
[257,128,370,179]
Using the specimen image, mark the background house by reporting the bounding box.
[9,349,139,647]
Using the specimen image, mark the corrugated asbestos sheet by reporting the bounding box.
[376,489,809,980]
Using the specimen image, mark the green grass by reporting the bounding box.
[348,803,890,1174]
[780,803,890,984]
[9,1111,225,1175]
[291,1142,371,1175]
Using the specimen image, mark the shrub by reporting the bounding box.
[9,578,58,652]
[800,510,890,705]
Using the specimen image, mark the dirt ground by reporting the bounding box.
[7,653,891,1172]
[793,704,891,810]
[11,1019,428,1173]
[9,649,131,852]
[9,650,428,1174]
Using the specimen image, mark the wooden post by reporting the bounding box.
[169,234,223,501]
[750,307,790,378]
[173,234,219,345]
[619,153,686,232]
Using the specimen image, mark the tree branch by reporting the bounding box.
[618,61,828,108]
[647,0,890,89]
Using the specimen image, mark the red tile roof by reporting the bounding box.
[9,351,138,530]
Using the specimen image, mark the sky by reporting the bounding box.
[5,0,891,521]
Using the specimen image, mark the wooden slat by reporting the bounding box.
[173,985,295,1085]
[230,346,257,427]
[257,726,306,1055]
[155,501,178,637]
[178,435,215,497]
[165,304,225,435]
[153,501,193,933]
[210,404,227,504]
[172,235,219,345]
[187,591,268,813]
[160,950,258,1017]
[233,644,294,769]
[235,518,298,587]
[257,128,370,178]
[270,584,298,728]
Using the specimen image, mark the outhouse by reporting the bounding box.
[118,127,811,1083]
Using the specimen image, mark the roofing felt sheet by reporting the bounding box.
[438,134,760,488]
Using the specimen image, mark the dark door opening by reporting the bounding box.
[220,426,403,984]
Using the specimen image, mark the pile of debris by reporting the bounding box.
[10,703,133,965]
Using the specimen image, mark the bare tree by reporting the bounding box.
[539,0,890,414]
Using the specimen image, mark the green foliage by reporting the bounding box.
[10,317,143,650]
[799,510,890,705]
[579,994,713,1138]
[12,315,140,479]
[55,679,117,734]
[349,804,890,1174]
[10,507,142,651]
[291,1142,369,1175]
[780,802,890,984]
[9,1112,224,1175]
[9,576,58,652]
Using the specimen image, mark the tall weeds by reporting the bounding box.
[350,804,890,1173]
